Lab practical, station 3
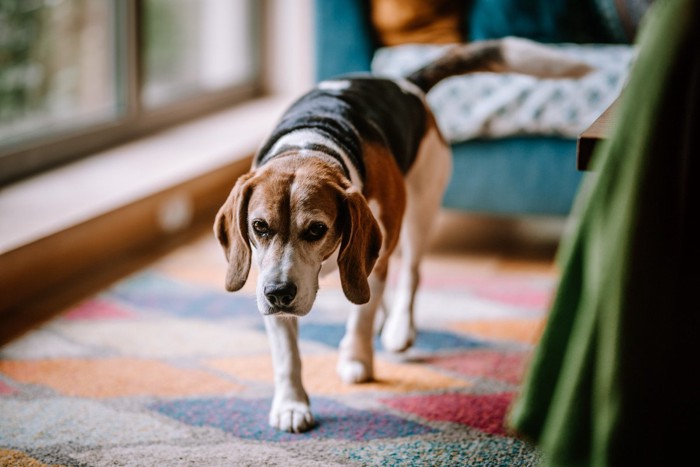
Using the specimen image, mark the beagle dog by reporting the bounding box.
[215,38,591,433]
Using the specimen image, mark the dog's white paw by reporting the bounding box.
[381,312,415,353]
[337,358,373,384]
[269,401,314,433]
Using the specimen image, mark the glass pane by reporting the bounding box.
[143,0,257,108]
[0,0,119,147]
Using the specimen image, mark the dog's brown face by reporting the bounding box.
[215,155,382,317]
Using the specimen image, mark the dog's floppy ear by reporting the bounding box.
[214,172,255,292]
[338,189,383,304]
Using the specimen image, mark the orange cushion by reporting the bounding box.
[370,0,466,46]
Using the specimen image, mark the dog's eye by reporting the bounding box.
[252,219,271,237]
[304,222,328,241]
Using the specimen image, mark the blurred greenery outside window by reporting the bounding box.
[0,0,260,184]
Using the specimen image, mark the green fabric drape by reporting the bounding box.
[508,1,700,465]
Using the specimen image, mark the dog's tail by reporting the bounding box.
[406,37,593,93]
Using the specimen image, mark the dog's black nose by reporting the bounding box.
[264,282,297,307]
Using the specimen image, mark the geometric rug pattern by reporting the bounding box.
[0,234,554,466]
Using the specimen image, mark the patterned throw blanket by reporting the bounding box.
[372,42,635,142]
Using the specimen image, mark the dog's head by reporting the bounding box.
[214,156,382,317]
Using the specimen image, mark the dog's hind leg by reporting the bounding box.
[381,124,451,352]
[264,315,314,433]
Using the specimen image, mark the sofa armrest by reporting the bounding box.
[314,0,377,81]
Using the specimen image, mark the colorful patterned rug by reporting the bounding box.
[0,233,554,466]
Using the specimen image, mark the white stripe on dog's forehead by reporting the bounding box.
[317,80,351,91]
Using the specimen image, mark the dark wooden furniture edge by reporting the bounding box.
[577,98,620,170]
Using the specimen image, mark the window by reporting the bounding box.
[0,0,261,185]
[0,1,119,150]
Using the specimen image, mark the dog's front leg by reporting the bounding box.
[263,315,314,433]
[337,274,385,384]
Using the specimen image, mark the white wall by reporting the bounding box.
[263,0,315,96]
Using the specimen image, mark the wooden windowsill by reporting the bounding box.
[0,95,294,255]
[0,94,293,342]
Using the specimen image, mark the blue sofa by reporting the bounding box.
[314,0,639,216]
